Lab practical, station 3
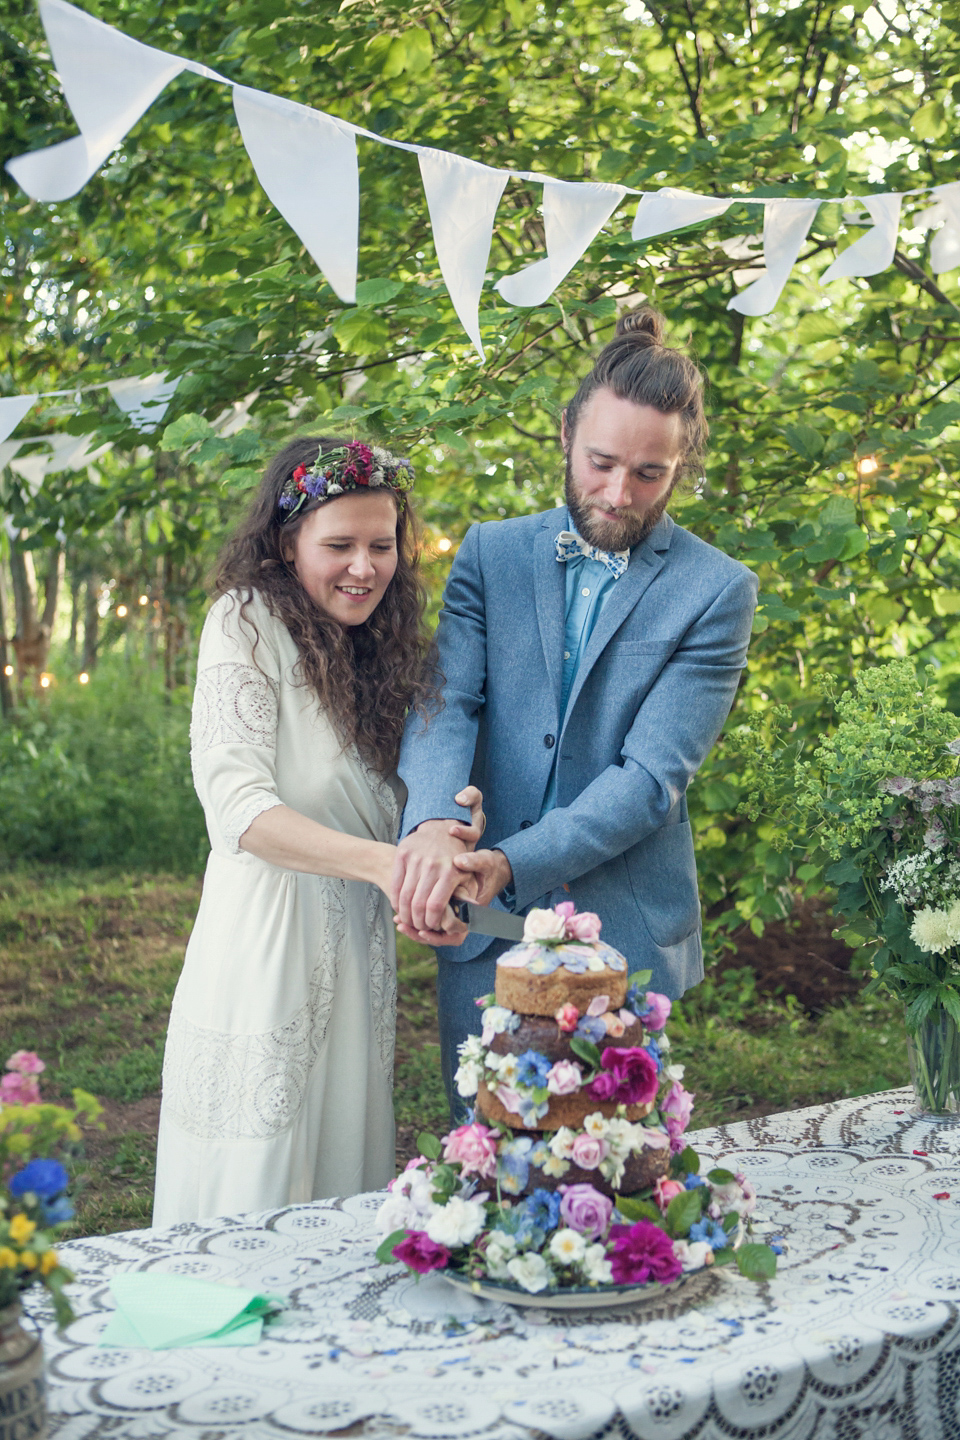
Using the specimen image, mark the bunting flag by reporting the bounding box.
[497,180,628,308]
[820,193,903,285]
[4,0,959,358]
[233,87,360,304]
[418,149,509,360]
[0,396,39,447]
[106,373,180,433]
[727,198,821,317]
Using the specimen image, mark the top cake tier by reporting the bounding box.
[495,938,628,1016]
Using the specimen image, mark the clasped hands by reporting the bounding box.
[390,787,514,946]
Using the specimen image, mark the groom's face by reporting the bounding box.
[562,388,684,550]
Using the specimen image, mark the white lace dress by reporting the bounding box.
[153,589,400,1226]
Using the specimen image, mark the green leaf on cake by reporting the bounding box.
[418,1132,442,1160]
[707,1167,737,1185]
[375,1230,410,1265]
[665,1188,704,1237]
[678,1147,701,1175]
[735,1244,777,1281]
[627,969,653,988]
[711,1246,737,1267]
[570,1036,603,1072]
[721,1211,741,1233]
[614,1196,664,1226]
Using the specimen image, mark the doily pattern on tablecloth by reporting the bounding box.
[29,1088,960,1440]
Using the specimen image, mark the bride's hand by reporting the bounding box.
[394,878,477,947]
[447,786,485,850]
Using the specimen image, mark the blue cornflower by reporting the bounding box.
[689,1217,729,1252]
[523,1188,561,1233]
[769,1237,785,1255]
[646,1038,663,1072]
[684,1173,708,1190]
[9,1158,69,1200]
[575,1015,607,1045]
[625,984,646,1015]
[41,1195,75,1225]
[515,1049,552,1088]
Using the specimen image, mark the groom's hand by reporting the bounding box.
[452,848,513,908]
[393,820,470,936]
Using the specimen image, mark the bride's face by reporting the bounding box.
[289,491,399,627]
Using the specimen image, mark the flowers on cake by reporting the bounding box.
[587,1046,659,1106]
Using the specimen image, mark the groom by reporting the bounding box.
[393,309,758,1111]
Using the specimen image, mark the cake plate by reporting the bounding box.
[443,1268,703,1311]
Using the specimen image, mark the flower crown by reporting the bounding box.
[278,441,414,523]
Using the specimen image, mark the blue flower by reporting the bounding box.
[769,1237,784,1255]
[41,1195,75,1225]
[498,1137,533,1195]
[575,1015,607,1045]
[625,984,646,1015]
[645,1038,663,1072]
[559,953,588,974]
[684,1173,708,1190]
[688,1217,729,1251]
[515,1050,552,1088]
[529,1142,550,1169]
[9,1158,69,1200]
[523,1188,561,1233]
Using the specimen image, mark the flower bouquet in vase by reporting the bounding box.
[0,1051,101,1433]
[741,660,960,1117]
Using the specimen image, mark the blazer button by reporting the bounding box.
[520,820,533,829]
[544,734,555,748]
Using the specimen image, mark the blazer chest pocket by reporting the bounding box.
[624,821,700,948]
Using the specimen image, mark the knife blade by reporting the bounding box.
[451,899,526,942]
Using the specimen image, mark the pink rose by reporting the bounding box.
[662,1082,695,1153]
[555,901,576,921]
[566,911,602,942]
[442,1122,498,1179]
[653,1175,686,1212]
[0,1073,40,1106]
[546,1060,583,1096]
[6,1051,45,1076]
[571,1133,608,1170]
[555,1003,579,1032]
[642,992,672,1032]
[603,1013,626,1037]
[559,1183,614,1240]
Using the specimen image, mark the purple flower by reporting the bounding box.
[608,1221,683,1285]
[881,777,915,796]
[9,1158,68,1199]
[559,1183,613,1240]
[640,992,672,1032]
[392,1231,451,1274]
[588,1046,659,1106]
[575,1015,607,1045]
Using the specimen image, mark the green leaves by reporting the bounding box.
[665,1188,704,1237]
[418,1132,442,1160]
[569,1036,603,1073]
[332,309,390,355]
[735,1243,777,1281]
[375,1229,409,1264]
[614,1196,664,1226]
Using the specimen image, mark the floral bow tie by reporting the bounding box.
[555,530,629,580]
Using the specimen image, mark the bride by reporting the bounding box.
[153,436,480,1225]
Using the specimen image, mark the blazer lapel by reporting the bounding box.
[533,511,567,712]
[561,512,674,725]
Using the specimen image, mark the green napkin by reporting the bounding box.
[99,1273,285,1350]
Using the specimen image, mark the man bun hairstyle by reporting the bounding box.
[564,306,707,478]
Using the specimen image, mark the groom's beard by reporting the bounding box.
[564,453,675,552]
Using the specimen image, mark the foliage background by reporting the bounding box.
[2,0,959,940]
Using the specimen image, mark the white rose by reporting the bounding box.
[582,1243,613,1285]
[673,1239,714,1272]
[425,1195,487,1249]
[455,1060,482,1098]
[549,1127,577,1159]
[523,908,567,942]
[376,1192,417,1234]
[406,1171,436,1215]
[549,1228,586,1265]
[507,1252,552,1293]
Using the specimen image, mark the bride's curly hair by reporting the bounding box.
[213,436,440,773]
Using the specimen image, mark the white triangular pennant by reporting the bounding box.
[496,180,627,308]
[919,183,960,274]
[727,198,821,316]
[9,453,51,496]
[632,187,733,243]
[418,149,509,360]
[107,373,180,433]
[0,441,23,471]
[233,87,359,303]
[0,396,38,447]
[820,193,903,285]
[6,0,187,202]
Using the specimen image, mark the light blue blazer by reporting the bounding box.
[398,506,758,997]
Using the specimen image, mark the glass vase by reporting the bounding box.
[907,1007,960,1116]
[0,1301,46,1439]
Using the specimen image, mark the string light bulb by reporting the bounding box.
[3,665,12,677]
[79,672,90,684]
[139,595,148,605]
[116,604,128,618]
[39,673,52,689]
[436,537,452,553]
[857,455,879,477]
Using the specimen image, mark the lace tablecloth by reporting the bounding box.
[29,1087,960,1440]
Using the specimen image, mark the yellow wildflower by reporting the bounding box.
[9,1214,36,1244]
[0,1247,18,1268]
[19,1251,37,1270]
[40,1250,59,1276]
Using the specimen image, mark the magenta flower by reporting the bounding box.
[642,993,672,1032]
[6,1051,45,1076]
[0,1072,41,1106]
[608,1221,683,1285]
[588,1046,659,1106]
[559,1183,613,1240]
[392,1231,451,1274]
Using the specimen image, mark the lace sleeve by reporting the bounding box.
[191,662,284,853]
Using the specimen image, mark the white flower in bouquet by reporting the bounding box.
[484,1231,517,1280]
[523,908,567,943]
[664,1063,686,1084]
[507,1252,552,1293]
[948,901,960,946]
[673,1239,714,1272]
[455,1059,482,1098]
[425,1195,487,1248]
[549,1228,587,1265]
[549,1127,577,1159]
[480,1006,516,1038]
[582,1243,613,1285]
[459,1033,485,1063]
[376,1191,420,1234]
[541,1151,569,1178]
[492,1053,520,1087]
[604,1118,634,1155]
[598,1153,626,1186]
[658,1031,671,1051]
[911,906,953,954]
[583,1112,610,1139]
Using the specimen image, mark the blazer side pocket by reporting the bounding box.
[624,821,701,948]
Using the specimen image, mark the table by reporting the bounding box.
[28,1087,960,1440]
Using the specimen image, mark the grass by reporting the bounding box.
[0,868,910,1237]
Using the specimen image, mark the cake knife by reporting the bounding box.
[450,899,526,941]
